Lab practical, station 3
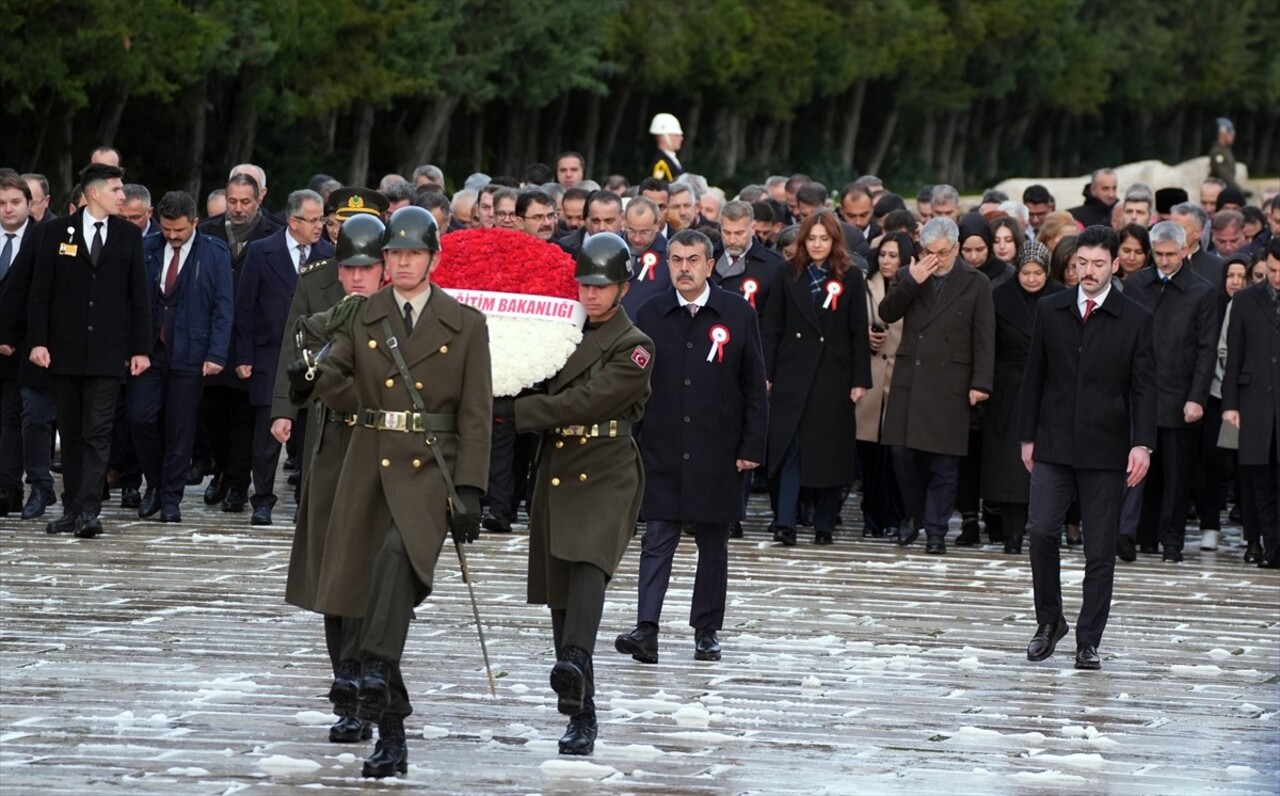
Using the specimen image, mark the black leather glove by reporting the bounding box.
[492,397,516,421]
[286,359,315,402]
[449,486,483,544]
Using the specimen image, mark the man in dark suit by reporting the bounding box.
[196,172,281,511]
[617,230,767,665]
[620,197,672,318]
[234,188,333,525]
[1067,169,1118,229]
[1123,221,1218,563]
[1171,203,1225,286]
[26,163,152,538]
[127,191,234,523]
[0,169,35,516]
[1019,225,1156,671]
[879,216,995,554]
[555,191,623,259]
[711,200,785,317]
[1222,238,1280,569]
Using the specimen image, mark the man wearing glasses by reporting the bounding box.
[233,188,334,526]
[492,188,519,231]
[517,191,558,243]
[620,196,672,318]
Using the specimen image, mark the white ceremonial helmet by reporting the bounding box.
[649,113,683,136]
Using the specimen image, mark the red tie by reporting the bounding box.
[164,246,180,296]
[1082,298,1096,323]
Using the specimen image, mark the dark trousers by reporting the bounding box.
[1117,483,1144,539]
[1138,426,1198,553]
[857,440,903,532]
[0,376,22,493]
[550,561,606,701]
[198,385,253,493]
[892,446,961,539]
[1028,462,1124,648]
[485,418,531,522]
[21,385,56,495]
[324,614,364,673]
[250,404,283,508]
[1193,396,1225,530]
[775,437,842,532]
[127,348,205,508]
[1003,502,1028,542]
[49,375,120,517]
[1240,440,1278,559]
[637,520,729,631]
[359,524,423,719]
[108,383,141,489]
[956,428,982,516]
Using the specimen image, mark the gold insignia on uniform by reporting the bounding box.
[300,258,328,276]
[348,195,364,209]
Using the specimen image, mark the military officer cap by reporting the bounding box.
[335,214,388,267]
[328,187,391,221]
[574,232,632,285]
[383,205,441,252]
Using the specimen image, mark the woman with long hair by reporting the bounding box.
[855,232,913,539]
[1117,224,1151,279]
[990,216,1022,266]
[761,211,872,546]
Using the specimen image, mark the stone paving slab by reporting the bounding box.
[1,485,1277,795]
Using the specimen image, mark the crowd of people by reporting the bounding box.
[1,115,1278,771]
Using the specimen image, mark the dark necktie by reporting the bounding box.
[0,233,14,281]
[90,221,104,265]
[403,301,414,335]
[297,245,307,271]
[1272,289,1280,325]
[164,246,181,296]
[1082,298,1096,323]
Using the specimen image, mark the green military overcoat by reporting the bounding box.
[514,310,654,607]
[312,286,492,617]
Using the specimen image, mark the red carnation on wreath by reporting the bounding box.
[431,228,587,397]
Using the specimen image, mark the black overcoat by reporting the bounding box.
[1222,283,1280,466]
[635,283,768,523]
[761,264,872,486]
[621,233,671,319]
[711,242,785,318]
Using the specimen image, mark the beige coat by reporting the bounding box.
[311,287,492,616]
[855,271,904,443]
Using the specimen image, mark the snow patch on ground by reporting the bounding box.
[1008,769,1088,784]
[1226,765,1261,779]
[945,727,1047,746]
[256,755,322,774]
[420,725,450,739]
[1030,753,1107,769]
[611,692,682,714]
[293,711,333,726]
[673,703,711,728]
[1170,664,1222,676]
[538,758,618,779]
[596,742,665,761]
[164,767,210,776]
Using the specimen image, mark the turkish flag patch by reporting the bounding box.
[630,346,651,369]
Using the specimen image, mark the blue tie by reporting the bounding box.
[0,233,13,282]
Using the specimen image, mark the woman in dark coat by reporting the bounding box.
[761,211,872,545]
[980,242,1064,552]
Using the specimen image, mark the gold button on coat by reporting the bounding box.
[414,382,423,390]
[380,458,391,468]
[368,340,378,349]
[579,437,587,445]
[579,473,588,482]
[554,440,564,449]
[412,459,422,469]
[551,477,561,486]
[439,345,448,354]
[385,378,395,388]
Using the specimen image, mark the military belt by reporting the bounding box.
[554,420,632,438]
[325,409,357,426]
[359,408,457,434]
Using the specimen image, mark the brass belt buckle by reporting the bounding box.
[561,425,585,436]
[383,410,408,432]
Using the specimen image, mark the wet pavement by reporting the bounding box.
[1,482,1277,795]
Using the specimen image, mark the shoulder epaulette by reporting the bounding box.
[301,257,332,276]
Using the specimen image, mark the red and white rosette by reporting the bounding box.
[741,278,759,308]
[433,228,584,397]
[638,251,659,281]
[822,280,843,310]
[706,324,730,363]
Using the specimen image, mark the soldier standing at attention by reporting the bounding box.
[1208,118,1241,192]
[307,206,492,778]
[494,233,654,757]
[648,113,684,182]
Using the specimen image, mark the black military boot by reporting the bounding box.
[356,658,391,721]
[614,621,659,664]
[329,716,372,743]
[558,698,598,756]
[329,659,360,717]
[550,645,590,715]
[362,717,408,778]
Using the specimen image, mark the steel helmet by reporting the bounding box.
[649,113,683,136]
[574,233,633,285]
[334,214,388,266]
[382,206,440,252]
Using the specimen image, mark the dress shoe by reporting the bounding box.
[1074,644,1101,670]
[251,506,273,526]
[897,522,921,547]
[481,514,512,534]
[46,513,77,534]
[1004,534,1024,554]
[558,700,597,756]
[955,517,981,546]
[1228,504,1242,523]
[329,715,372,743]
[186,462,205,486]
[361,717,407,778]
[222,489,246,512]
[730,522,743,538]
[286,470,300,487]
[772,526,797,546]
[926,537,946,554]
[159,506,182,523]
[694,629,721,661]
[1199,529,1219,551]
[119,486,141,510]
[0,486,17,516]
[1116,535,1137,562]
[984,510,1004,544]
[1258,552,1279,570]
[550,645,590,715]
[330,660,360,717]
[1065,523,1083,546]
[138,488,161,519]
[204,474,228,505]
[22,490,56,520]
[356,658,391,721]
[50,460,63,474]
[1162,547,1184,563]
[1244,539,1262,563]
[1026,618,1069,662]
[615,622,658,664]
[814,533,834,545]
[1139,543,1159,555]
[74,513,104,539]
